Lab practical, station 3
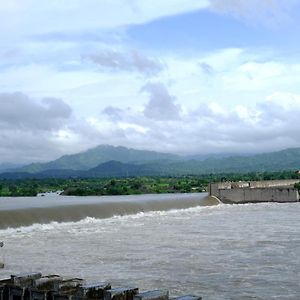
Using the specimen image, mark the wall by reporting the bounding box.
[208,179,300,204]
[249,179,300,188]
[219,187,299,204]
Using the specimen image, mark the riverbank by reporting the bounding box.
[1,171,300,197]
[0,177,207,197]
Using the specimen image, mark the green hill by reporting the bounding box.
[136,148,300,175]
[3,147,300,179]
[17,145,181,173]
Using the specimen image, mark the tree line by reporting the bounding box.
[0,170,300,197]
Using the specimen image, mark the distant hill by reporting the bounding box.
[193,147,300,173]
[88,160,156,177]
[0,163,24,172]
[2,147,300,179]
[16,145,181,173]
[184,153,239,161]
[150,148,300,174]
[0,161,160,179]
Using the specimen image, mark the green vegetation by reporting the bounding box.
[0,178,62,197]
[21,147,300,175]
[0,170,300,197]
[0,177,206,197]
[294,182,300,191]
[4,147,300,179]
[62,177,207,196]
[18,145,181,173]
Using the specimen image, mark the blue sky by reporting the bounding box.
[1,0,300,163]
[128,9,300,53]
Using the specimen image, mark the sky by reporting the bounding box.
[1,0,300,164]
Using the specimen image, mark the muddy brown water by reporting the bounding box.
[0,193,299,299]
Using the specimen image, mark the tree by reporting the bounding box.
[8,184,17,196]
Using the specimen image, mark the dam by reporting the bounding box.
[0,193,209,230]
[208,179,300,204]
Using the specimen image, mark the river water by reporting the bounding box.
[0,193,300,299]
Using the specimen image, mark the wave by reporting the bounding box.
[0,193,218,229]
[0,205,221,235]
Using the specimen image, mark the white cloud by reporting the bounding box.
[93,89,300,155]
[84,49,164,76]
[2,87,300,164]
[0,93,102,163]
[0,0,299,164]
[142,82,182,120]
[208,0,297,25]
[0,0,209,37]
[0,93,71,130]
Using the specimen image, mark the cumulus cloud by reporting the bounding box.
[257,92,300,126]
[84,49,164,76]
[92,91,300,155]
[208,0,297,25]
[102,106,124,121]
[1,0,300,165]
[0,93,72,131]
[141,82,182,120]
[3,89,300,164]
[0,93,100,163]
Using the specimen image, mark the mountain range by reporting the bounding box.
[17,145,182,173]
[1,145,300,179]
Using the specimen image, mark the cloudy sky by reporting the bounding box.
[1,0,300,164]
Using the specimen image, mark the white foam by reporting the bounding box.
[0,204,224,236]
[3,201,294,236]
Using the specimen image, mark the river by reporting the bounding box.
[0,193,299,299]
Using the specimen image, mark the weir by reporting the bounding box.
[0,193,208,230]
[208,179,300,204]
[0,272,202,300]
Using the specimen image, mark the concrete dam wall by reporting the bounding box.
[209,179,300,204]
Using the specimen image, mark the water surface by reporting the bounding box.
[0,194,299,299]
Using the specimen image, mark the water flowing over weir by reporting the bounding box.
[0,193,214,229]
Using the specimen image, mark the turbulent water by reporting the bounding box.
[0,193,300,299]
[0,193,212,229]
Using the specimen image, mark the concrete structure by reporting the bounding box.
[134,290,168,300]
[209,179,300,204]
[0,273,202,300]
[172,297,201,300]
[0,242,3,269]
[104,287,139,300]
